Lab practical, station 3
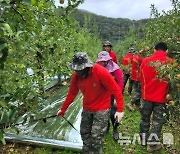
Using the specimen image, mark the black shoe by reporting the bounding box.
[113,126,119,141]
[147,144,162,152]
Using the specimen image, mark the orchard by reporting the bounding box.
[0,0,179,152]
[140,0,180,118]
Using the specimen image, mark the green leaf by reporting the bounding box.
[0,43,6,51]
[8,108,17,122]
[0,129,6,145]
[1,23,13,36]
[31,0,37,5]
[14,116,24,124]
[0,110,9,124]
[0,101,6,108]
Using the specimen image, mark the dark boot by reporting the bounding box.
[106,120,110,134]
[147,144,162,152]
[113,124,119,141]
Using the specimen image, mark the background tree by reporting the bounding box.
[0,0,101,144]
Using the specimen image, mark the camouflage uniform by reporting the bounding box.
[58,52,124,153]
[80,109,109,154]
[131,81,141,106]
[139,99,167,145]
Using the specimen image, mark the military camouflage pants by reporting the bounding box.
[131,81,141,106]
[80,109,109,154]
[139,99,167,145]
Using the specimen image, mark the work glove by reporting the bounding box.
[57,109,64,117]
[114,112,124,123]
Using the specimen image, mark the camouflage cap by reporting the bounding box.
[69,52,93,71]
[103,41,112,47]
[129,48,135,53]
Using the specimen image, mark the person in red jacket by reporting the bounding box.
[103,41,118,64]
[96,51,124,141]
[121,48,134,94]
[139,42,173,152]
[127,50,143,111]
[57,52,124,154]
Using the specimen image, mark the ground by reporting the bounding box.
[0,87,179,154]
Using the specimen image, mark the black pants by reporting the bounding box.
[123,73,133,95]
[110,95,119,127]
[140,99,167,145]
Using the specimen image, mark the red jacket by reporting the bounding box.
[60,64,124,114]
[109,51,118,64]
[121,53,133,66]
[131,54,143,82]
[121,53,133,74]
[140,50,173,103]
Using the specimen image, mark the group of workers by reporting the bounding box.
[57,41,174,154]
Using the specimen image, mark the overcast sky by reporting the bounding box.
[54,0,173,20]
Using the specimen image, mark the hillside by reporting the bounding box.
[72,9,151,44]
